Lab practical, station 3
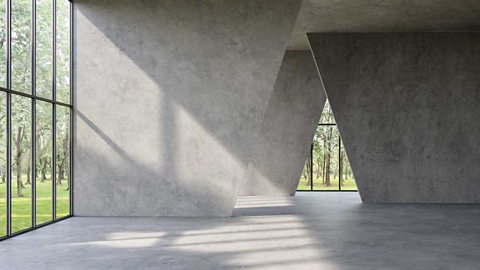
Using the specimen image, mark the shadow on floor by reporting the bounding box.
[1,193,479,270]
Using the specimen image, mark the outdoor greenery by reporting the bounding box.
[297,100,358,191]
[297,176,357,191]
[0,0,71,236]
[0,176,69,233]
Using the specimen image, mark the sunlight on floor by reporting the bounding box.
[70,231,166,248]
[63,196,340,270]
[234,196,295,208]
[2,193,479,270]
[168,215,340,269]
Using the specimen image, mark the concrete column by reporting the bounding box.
[240,50,326,196]
[74,0,301,216]
[309,33,480,203]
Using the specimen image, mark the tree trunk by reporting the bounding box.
[65,163,70,191]
[339,154,343,188]
[15,127,24,197]
[57,165,64,185]
[324,128,333,187]
[322,152,326,184]
[26,153,31,185]
[40,165,47,183]
[41,158,47,182]
[305,155,311,186]
[325,153,331,186]
[58,137,69,186]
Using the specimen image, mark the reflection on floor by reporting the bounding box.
[1,193,479,270]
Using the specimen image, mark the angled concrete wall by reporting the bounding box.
[309,33,480,203]
[240,50,325,196]
[74,0,301,217]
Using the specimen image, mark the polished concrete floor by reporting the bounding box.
[1,193,479,270]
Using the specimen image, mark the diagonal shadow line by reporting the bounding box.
[76,111,134,164]
[75,1,302,208]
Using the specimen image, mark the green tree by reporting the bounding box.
[2,0,70,196]
[56,106,69,187]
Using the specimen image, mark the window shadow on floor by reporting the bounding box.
[1,193,480,270]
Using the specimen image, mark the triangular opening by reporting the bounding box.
[319,99,336,125]
[297,99,357,191]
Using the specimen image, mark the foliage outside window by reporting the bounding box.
[0,0,71,239]
[297,100,357,191]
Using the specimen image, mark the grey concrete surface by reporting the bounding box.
[239,51,325,196]
[74,0,301,217]
[1,193,480,270]
[289,0,480,49]
[309,33,480,203]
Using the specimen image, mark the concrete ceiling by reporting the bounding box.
[288,0,480,49]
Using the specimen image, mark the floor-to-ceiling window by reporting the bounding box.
[297,100,357,191]
[0,0,72,240]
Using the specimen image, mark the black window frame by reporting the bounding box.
[297,113,358,192]
[0,0,73,241]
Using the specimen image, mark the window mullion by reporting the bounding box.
[69,0,73,216]
[31,0,37,228]
[52,0,57,220]
[6,0,12,237]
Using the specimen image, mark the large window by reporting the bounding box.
[297,100,357,191]
[0,0,72,240]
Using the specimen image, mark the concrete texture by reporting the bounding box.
[74,0,301,217]
[309,33,480,203]
[289,0,480,49]
[2,193,480,269]
[240,51,325,196]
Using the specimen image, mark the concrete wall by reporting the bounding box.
[240,50,325,196]
[309,33,480,203]
[74,0,301,217]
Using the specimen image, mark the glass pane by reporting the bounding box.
[313,126,340,190]
[0,92,6,236]
[35,101,52,225]
[297,99,357,192]
[36,0,53,98]
[55,105,69,218]
[0,0,6,88]
[56,0,69,104]
[296,152,312,191]
[11,95,32,233]
[319,100,336,125]
[340,140,357,191]
[12,0,32,93]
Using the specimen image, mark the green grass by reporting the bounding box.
[0,176,70,236]
[297,176,357,191]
